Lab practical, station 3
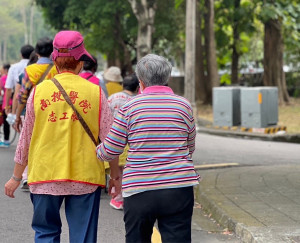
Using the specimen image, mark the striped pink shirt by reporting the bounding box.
[97,86,200,195]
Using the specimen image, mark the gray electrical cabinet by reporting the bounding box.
[213,87,241,127]
[240,87,278,128]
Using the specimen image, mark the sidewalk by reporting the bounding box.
[194,125,300,242]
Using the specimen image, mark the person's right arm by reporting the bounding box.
[96,107,128,161]
[187,106,196,157]
[15,72,32,132]
[12,83,21,115]
[5,89,35,198]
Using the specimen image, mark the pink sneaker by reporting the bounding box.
[110,199,123,210]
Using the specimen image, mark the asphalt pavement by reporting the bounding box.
[2,124,300,242]
[194,125,300,243]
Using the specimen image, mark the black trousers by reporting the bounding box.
[3,111,10,141]
[124,186,194,243]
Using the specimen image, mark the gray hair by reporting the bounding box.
[136,54,172,87]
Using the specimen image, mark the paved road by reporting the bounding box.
[193,133,300,166]
[0,138,240,243]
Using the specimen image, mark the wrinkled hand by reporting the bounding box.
[5,178,20,198]
[108,178,122,199]
[13,116,22,133]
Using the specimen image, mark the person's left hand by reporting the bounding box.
[13,116,22,133]
[108,177,122,198]
[5,178,21,198]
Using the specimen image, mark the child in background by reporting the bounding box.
[106,73,139,210]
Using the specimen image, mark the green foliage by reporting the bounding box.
[35,0,69,29]
[175,0,184,9]
[35,0,184,66]
[36,0,135,60]
[0,0,55,63]
[257,0,300,65]
[286,71,300,97]
[153,0,185,60]
[215,0,257,70]
[21,0,300,86]
[220,73,231,85]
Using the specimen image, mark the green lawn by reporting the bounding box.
[197,98,300,134]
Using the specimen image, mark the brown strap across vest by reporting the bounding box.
[36,64,54,86]
[51,77,98,146]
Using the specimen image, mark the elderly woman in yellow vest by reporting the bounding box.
[14,37,58,133]
[4,30,121,243]
[104,66,123,97]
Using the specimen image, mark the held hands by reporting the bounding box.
[5,177,21,198]
[108,176,122,199]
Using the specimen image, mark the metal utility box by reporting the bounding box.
[240,87,278,128]
[213,87,241,127]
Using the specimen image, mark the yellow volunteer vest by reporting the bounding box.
[106,81,123,97]
[26,63,57,86]
[28,73,105,186]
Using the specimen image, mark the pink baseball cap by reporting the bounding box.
[52,30,94,62]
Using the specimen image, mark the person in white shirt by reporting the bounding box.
[4,45,34,115]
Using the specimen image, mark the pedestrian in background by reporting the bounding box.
[97,54,200,243]
[14,37,57,133]
[79,55,109,98]
[104,66,123,97]
[106,73,139,210]
[12,51,39,190]
[4,45,34,116]
[0,64,11,147]
[4,30,120,243]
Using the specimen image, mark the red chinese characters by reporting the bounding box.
[69,91,79,104]
[59,112,69,120]
[43,90,92,122]
[51,91,64,102]
[79,100,91,114]
[48,111,57,122]
[71,112,79,121]
[40,99,51,111]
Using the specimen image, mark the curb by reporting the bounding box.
[197,126,300,144]
[205,125,287,135]
[194,184,257,243]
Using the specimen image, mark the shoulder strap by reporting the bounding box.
[51,78,98,146]
[36,63,54,86]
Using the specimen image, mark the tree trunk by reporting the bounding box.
[107,51,121,69]
[231,0,240,85]
[195,0,207,103]
[114,12,133,76]
[204,0,219,103]
[185,0,197,117]
[128,0,156,61]
[263,19,289,104]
